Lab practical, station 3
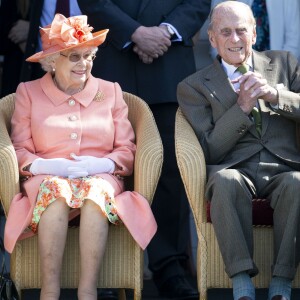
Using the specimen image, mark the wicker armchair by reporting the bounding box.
[174,107,300,300]
[0,92,163,300]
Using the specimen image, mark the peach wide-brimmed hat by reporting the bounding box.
[26,14,109,63]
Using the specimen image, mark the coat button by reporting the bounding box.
[69,99,76,106]
[69,115,77,121]
[70,133,78,139]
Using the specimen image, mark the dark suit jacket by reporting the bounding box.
[0,0,44,97]
[0,0,20,55]
[178,50,300,177]
[20,0,45,82]
[0,0,31,96]
[77,0,211,104]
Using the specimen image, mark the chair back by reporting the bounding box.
[0,93,15,132]
[123,91,163,203]
[0,93,19,216]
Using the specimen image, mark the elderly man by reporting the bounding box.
[178,1,300,300]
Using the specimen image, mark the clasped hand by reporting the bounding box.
[30,156,115,178]
[8,20,30,50]
[232,71,278,115]
[131,26,171,64]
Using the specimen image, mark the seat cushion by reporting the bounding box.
[206,198,274,226]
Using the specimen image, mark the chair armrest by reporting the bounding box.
[123,92,163,204]
[175,108,207,225]
[0,94,20,216]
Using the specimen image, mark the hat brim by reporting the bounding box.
[26,29,109,63]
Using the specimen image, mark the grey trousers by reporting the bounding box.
[206,153,300,279]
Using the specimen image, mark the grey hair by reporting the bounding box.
[38,46,98,73]
[39,53,60,72]
[208,1,256,32]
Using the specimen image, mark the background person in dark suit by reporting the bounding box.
[20,0,83,83]
[77,0,211,299]
[178,2,300,300]
[0,0,31,97]
[0,0,82,97]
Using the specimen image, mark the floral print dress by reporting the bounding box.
[29,175,121,233]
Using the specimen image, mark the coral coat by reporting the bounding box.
[4,73,157,253]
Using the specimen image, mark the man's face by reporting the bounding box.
[208,8,256,66]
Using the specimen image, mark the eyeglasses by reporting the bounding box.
[60,52,96,62]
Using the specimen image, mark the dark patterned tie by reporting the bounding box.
[251,0,270,51]
[55,0,70,17]
[237,64,262,135]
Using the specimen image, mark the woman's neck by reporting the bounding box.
[53,76,85,95]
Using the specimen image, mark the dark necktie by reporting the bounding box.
[251,0,270,51]
[236,64,262,135]
[55,0,70,17]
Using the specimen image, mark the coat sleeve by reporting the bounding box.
[77,0,212,49]
[10,82,40,175]
[104,83,136,176]
[77,0,141,50]
[160,0,211,45]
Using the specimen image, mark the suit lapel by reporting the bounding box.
[253,51,278,136]
[138,0,151,15]
[203,58,239,110]
[253,51,277,86]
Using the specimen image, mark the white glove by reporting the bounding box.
[30,157,88,178]
[71,154,115,175]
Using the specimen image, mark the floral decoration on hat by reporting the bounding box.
[26,14,109,63]
[42,14,94,50]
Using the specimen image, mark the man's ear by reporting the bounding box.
[208,31,217,48]
[252,26,257,45]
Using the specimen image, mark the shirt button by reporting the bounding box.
[69,115,77,121]
[70,133,78,139]
[69,99,76,106]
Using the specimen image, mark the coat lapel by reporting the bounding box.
[253,51,278,136]
[138,0,151,15]
[203,58,239,110]
[253,50,277,86]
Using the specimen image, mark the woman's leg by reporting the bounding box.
[38,198,70,300]
[78,199,109,300]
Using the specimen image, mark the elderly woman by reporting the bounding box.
[4,14,157,300]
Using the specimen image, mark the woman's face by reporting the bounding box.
[53,46,96,93]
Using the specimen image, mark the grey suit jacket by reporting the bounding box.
[178,50,300,177]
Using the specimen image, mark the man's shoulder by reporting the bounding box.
[255,49,291,62]
[253,50,299,73]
